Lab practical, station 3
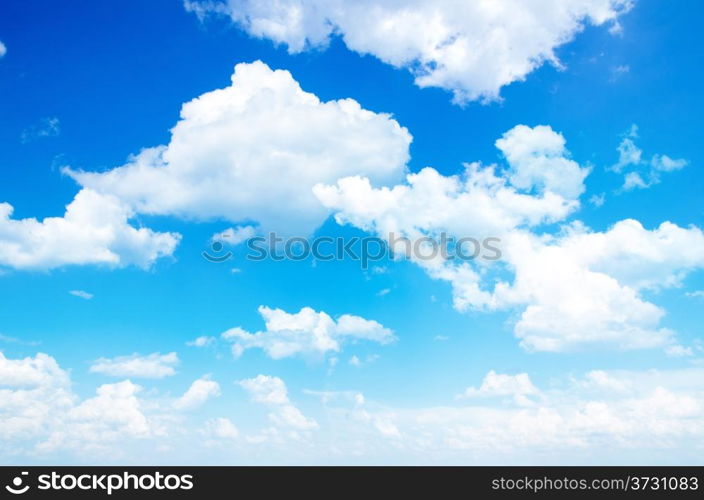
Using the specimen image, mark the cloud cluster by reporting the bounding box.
[612,125,688,190]
[4,351,704,462]
[186,0,632,103]
[1,61,409,272]
[66,61,411,236]
[0,353,159,454]
[314,368,704,461]
[317,125,704,351]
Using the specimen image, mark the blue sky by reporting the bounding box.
[1,0,703,465]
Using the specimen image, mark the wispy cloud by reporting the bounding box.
[89,352,179,378]
[69,290,93,300]
[21,116,61,143]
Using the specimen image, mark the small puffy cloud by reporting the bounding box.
[222,305,395,360]
[0,189,180,271]
[0,41,6,58]
[65,61,411,236]
[611,126,688,190]
[238,374,289,405]
[589,193,606,207]
[89,352,179,379]
[212,225,256,246]
[173,376,221,410]
[239,375,317,430]
[69,290,93,300]
[459,370,539,405]
[496,125,589,199]
[186,0,632,104]
[623,171,648,190]
[186,336,216,347]
[650,154,687,173]
[202,417,239,439]
[612,127,642,172]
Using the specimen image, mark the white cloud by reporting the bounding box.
[89,352,179,379]
[313,367,704,460]
[316,125,586,241]
[186,0,632,104]
[623,171,648,190]
[665,345,693,358]
[459,370,539,405]
[491,220,704,352]
[5,351,704,462]
[212,225,256,245]
[612,126,642,172]
[65,61,411,236]
[0,189,180,271]
[65,381,150,437]
[610,64,630,80]
[495,125,589,199]
[69,290,93,300]
[222,305,395,360]
[21,117,60,143]
[611,126,688,190]
[0,41,6,58]
[589,193,606,207]
[0,353,74,442]
[651,154,687,172]
[317,125,704,352]
[0,351,70,390]
[239,375,289,405]
[0,353,161,455]
[580,370,632,392]
[239,375,318,430]
[173,376,221,410]
[186,336,216,347]
[40,380,158,454]
[202,417,239,439]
